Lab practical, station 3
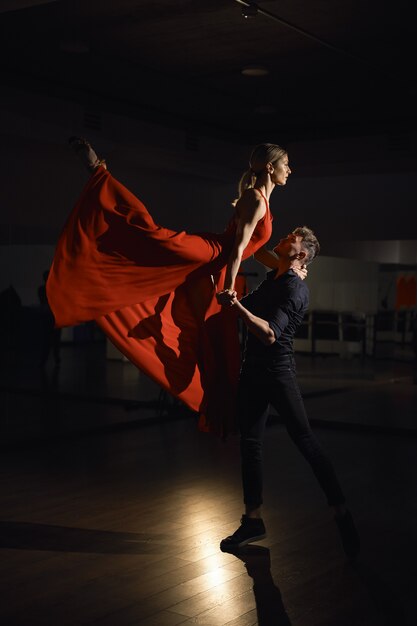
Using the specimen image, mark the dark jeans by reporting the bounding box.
[238,354,345,509]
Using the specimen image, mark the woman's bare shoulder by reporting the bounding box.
[236,188,265,217]
[240,187,264,204]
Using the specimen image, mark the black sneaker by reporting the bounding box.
[335,510,360,559]
[220,515,266,551]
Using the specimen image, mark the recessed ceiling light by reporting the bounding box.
[241,65,269,77]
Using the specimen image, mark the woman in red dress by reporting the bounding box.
[47,140,292,436]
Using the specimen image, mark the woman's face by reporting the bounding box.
[270,155,291,186]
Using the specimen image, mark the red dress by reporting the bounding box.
[47,166,273,436]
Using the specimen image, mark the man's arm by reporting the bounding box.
[220,292,276,346]
[218,279,305,346]
[234,300,276,345]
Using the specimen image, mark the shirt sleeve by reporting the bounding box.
[268,290,306,340]
[268,307,291,340]
[240,286,260,310]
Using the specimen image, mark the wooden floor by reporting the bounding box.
[1,345,416,625]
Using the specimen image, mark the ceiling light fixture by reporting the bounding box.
[241,65,269,77]
[241,1,258,18]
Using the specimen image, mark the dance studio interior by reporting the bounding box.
[1,1,416,625]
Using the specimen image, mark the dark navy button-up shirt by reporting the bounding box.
[241,269,309,361]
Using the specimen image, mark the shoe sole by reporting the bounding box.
[220,532,267,550]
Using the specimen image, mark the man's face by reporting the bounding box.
[273,233,304,260]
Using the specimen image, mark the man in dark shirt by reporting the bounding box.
[218,226,360,558]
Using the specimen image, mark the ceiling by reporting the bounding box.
[0,0,416,145]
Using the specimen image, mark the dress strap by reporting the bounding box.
[253,188,269,211]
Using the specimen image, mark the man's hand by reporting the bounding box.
[216,289,237,307]
[293,264,308,280]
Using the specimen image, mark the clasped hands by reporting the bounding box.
[216,289,238,307]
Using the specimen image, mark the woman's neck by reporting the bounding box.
[254,179,275,201]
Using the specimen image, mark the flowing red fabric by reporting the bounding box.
[47,166,273,436]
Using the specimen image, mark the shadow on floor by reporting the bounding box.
[223,545,292,626]
[0,520,170,555]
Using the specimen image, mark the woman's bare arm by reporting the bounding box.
[254,245,308,280]
[254,245,280,269]
[223,190,266,292]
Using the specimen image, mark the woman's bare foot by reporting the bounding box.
[68,137,106,172]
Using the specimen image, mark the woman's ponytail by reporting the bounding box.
[232,169,257,205]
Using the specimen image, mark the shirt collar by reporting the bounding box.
[267,268,297,281]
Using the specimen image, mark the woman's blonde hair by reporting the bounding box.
[236,143,288,201]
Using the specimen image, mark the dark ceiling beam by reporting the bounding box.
[234,0,413,101]
[0,0,59,14]
[235,0,372,67]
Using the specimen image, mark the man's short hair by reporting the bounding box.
[292,226,320,265]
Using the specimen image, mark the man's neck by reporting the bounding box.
[275,260,299,278]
